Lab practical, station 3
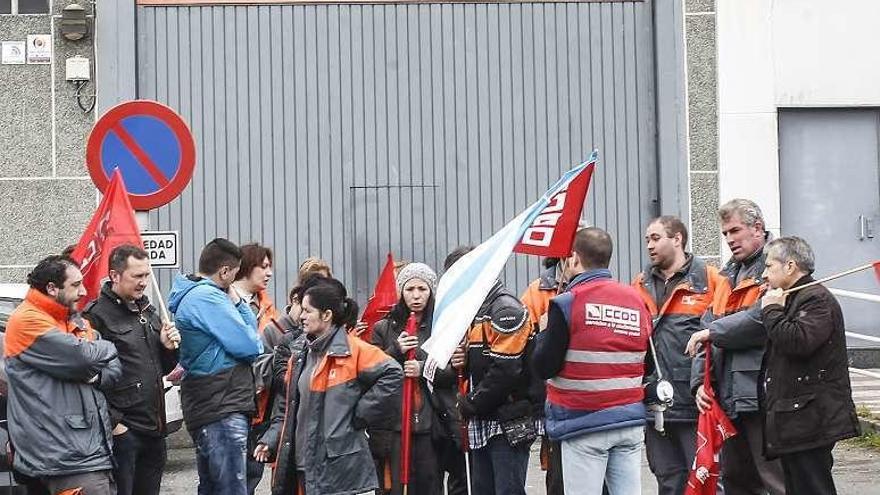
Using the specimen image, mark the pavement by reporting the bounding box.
[161,368,880,494]
[163,435,878,495]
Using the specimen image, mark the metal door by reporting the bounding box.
[137,2,661,306]
[779,109,880,341]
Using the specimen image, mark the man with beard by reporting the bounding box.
[5,255,122,494]
[633,216,720,494]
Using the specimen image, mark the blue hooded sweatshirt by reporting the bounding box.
[168,273,263,377]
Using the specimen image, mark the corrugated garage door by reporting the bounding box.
[137,1,658,305]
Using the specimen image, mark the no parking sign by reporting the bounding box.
[86,100,195,210]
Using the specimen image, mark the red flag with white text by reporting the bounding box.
[685,343,737,495]
[359,253,399,342]
[513,157,595,257]
[69,170,144,310]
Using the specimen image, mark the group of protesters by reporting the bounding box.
[0,197,861,495]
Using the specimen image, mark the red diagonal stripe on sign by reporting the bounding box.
[110,124,171,187]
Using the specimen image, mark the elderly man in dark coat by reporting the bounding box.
[759,236,861,495]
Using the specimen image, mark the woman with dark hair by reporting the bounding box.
[253,277,402,495]
[369,263,465,495]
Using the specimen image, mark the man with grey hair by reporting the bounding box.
[760,236,859,494]
[685,199,786,494]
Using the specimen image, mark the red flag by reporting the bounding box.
[69,170,144,310]
[359,253,398,342]
[686,343,737,495]
[513,159,595,257]
[874,261,880,283]
[399,314,419,489]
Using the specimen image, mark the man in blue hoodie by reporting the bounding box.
[168,238,263,495]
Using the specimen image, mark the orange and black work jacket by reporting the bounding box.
[462,281,533,420]
[633,256,720,423]
[259,325,402,495]
[4,289,122,478]
[691,247,768,417]
[251,289,280,333]
[249,289,280,426]
[521,266,561,332]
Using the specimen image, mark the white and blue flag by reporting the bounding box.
[422,151,599,381]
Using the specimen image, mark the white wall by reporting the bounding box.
[717,0,880,253]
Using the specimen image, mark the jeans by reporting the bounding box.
[561,425,643,495]
[194,413,249,495]
[113,429,167,495]
[246,426,266,495]
[471,435,532,495]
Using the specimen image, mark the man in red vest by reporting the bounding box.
[533,227,652,494]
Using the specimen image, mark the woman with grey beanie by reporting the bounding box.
[368,262,466,495]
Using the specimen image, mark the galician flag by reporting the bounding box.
[422,151,598,380]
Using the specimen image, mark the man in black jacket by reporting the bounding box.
[84,245,180,495]
[759,236,860,494]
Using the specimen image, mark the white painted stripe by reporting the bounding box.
[548,376,643,392]
[565,350,647,364]
[846,332,880,344]
[0,177,92,181]
[830,288,880,304]
[850,367,880,380]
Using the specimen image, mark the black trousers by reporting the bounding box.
[721,412,786,495]
[370,431,441,495]
[780,444,837,495]
[645,422,697,495]
[436,436,468,495]
[540,437,565,495]
[113,430,166,495]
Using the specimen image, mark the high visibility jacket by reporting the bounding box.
[536,270,652,441]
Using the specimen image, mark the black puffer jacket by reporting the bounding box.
[462,282,533,420]
[760,276,860,458]
[84,282,178,436]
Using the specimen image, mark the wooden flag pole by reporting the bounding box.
[149,267,178,349]
[782,262,877,296]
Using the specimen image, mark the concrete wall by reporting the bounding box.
[716,0,880,248]
[0,1,97,282]
[683,0,721,264]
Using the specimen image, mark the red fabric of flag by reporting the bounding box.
[685,343,738,495]
[69,170,145,310]
[513,159,595,257]
[873,261,880,284]
[359,253,398,342]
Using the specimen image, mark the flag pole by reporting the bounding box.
[782,261,877,295]
[400,314,418,495]
[148,266,177,349]
[458,370,472,495]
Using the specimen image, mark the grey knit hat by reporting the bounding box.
[396,262,437,293]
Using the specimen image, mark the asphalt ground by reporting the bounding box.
[162,435,878,494]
